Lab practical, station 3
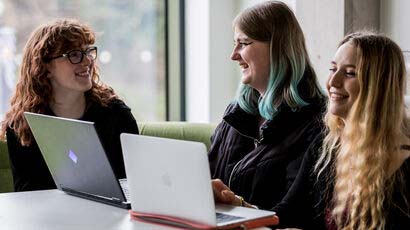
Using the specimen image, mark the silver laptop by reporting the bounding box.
[24,112,130,209]
[120,133,277,228]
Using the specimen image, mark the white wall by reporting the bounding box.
[380,0,410,51]
[185,0,238,123]
[185,0,210,122]
[209,0,238,122]
[240,0,295,10]
[295,0,344,87]
[380,0,410,93]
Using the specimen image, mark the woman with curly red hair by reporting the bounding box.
[0,19,139,192]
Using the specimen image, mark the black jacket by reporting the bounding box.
[208,97,326,210]
[274,135,410,230]
[6,99,139,192]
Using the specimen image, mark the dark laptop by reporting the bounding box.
[24,112,130,209]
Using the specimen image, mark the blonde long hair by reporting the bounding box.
[0,19,117,146]
[315,32,408,230]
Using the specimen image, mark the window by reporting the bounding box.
[0,0,166,121]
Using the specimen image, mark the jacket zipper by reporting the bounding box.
[227,127,264,188]
[254,134,264,148]
[229,125,264,148]
[228,160,242,188]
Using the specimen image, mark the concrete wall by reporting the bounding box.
[209,1,238,122]
[240,0,295,10]
[295,0,344,87]
[345,0,380,34]
[380,0,410,93]
[380,0,410,51]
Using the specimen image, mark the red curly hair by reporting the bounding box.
[0,18,117,146]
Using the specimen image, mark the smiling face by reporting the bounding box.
[327,41,360,120]
[47,45,95,96]
[230,26,271,95]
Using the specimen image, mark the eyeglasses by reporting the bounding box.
[50,46,98,64]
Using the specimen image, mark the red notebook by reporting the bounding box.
[130,210,279,230]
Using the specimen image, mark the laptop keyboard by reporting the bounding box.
[216,212,244,223]
[119,178,130,201]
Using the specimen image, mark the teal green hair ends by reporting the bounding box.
[236,53,310,120]
[236,84,259,115]
[233,1,323,120]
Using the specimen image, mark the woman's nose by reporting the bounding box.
[328,72,343,88]
[81,53,93,65]
[230,48,240,61]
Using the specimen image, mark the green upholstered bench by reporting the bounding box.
[0,122,216,193]
[138,122,216,150]
[0,140,13,193]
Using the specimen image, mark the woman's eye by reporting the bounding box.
[346,72,356,77]
[235,41,252,48]
[239,42,252,47]
[69,51,82,59]
[329,67,336,73]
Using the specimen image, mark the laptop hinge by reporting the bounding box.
[61,186,130,209]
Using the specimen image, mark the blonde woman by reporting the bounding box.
[215,31,410,229]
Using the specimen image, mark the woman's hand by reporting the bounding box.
[212,179,240,205]
[212,179,259,209]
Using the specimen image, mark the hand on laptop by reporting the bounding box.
[212,179,239,205]
[212,179,257,209]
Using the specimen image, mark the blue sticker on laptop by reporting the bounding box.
[68,150,78,164]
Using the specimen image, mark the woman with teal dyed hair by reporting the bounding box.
[208,1,325,210]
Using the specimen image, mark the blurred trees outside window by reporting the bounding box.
[0,0,166,121]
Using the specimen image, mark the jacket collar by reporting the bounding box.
[223,103,260,139]
[223,97,325,141]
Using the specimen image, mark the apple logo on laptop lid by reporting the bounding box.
[161,173,172,187]
[68,150,78,164]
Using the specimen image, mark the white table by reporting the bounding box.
[0,190,271,230]
[0,189,158,230]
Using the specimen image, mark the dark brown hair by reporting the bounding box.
[234,1,323,119]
